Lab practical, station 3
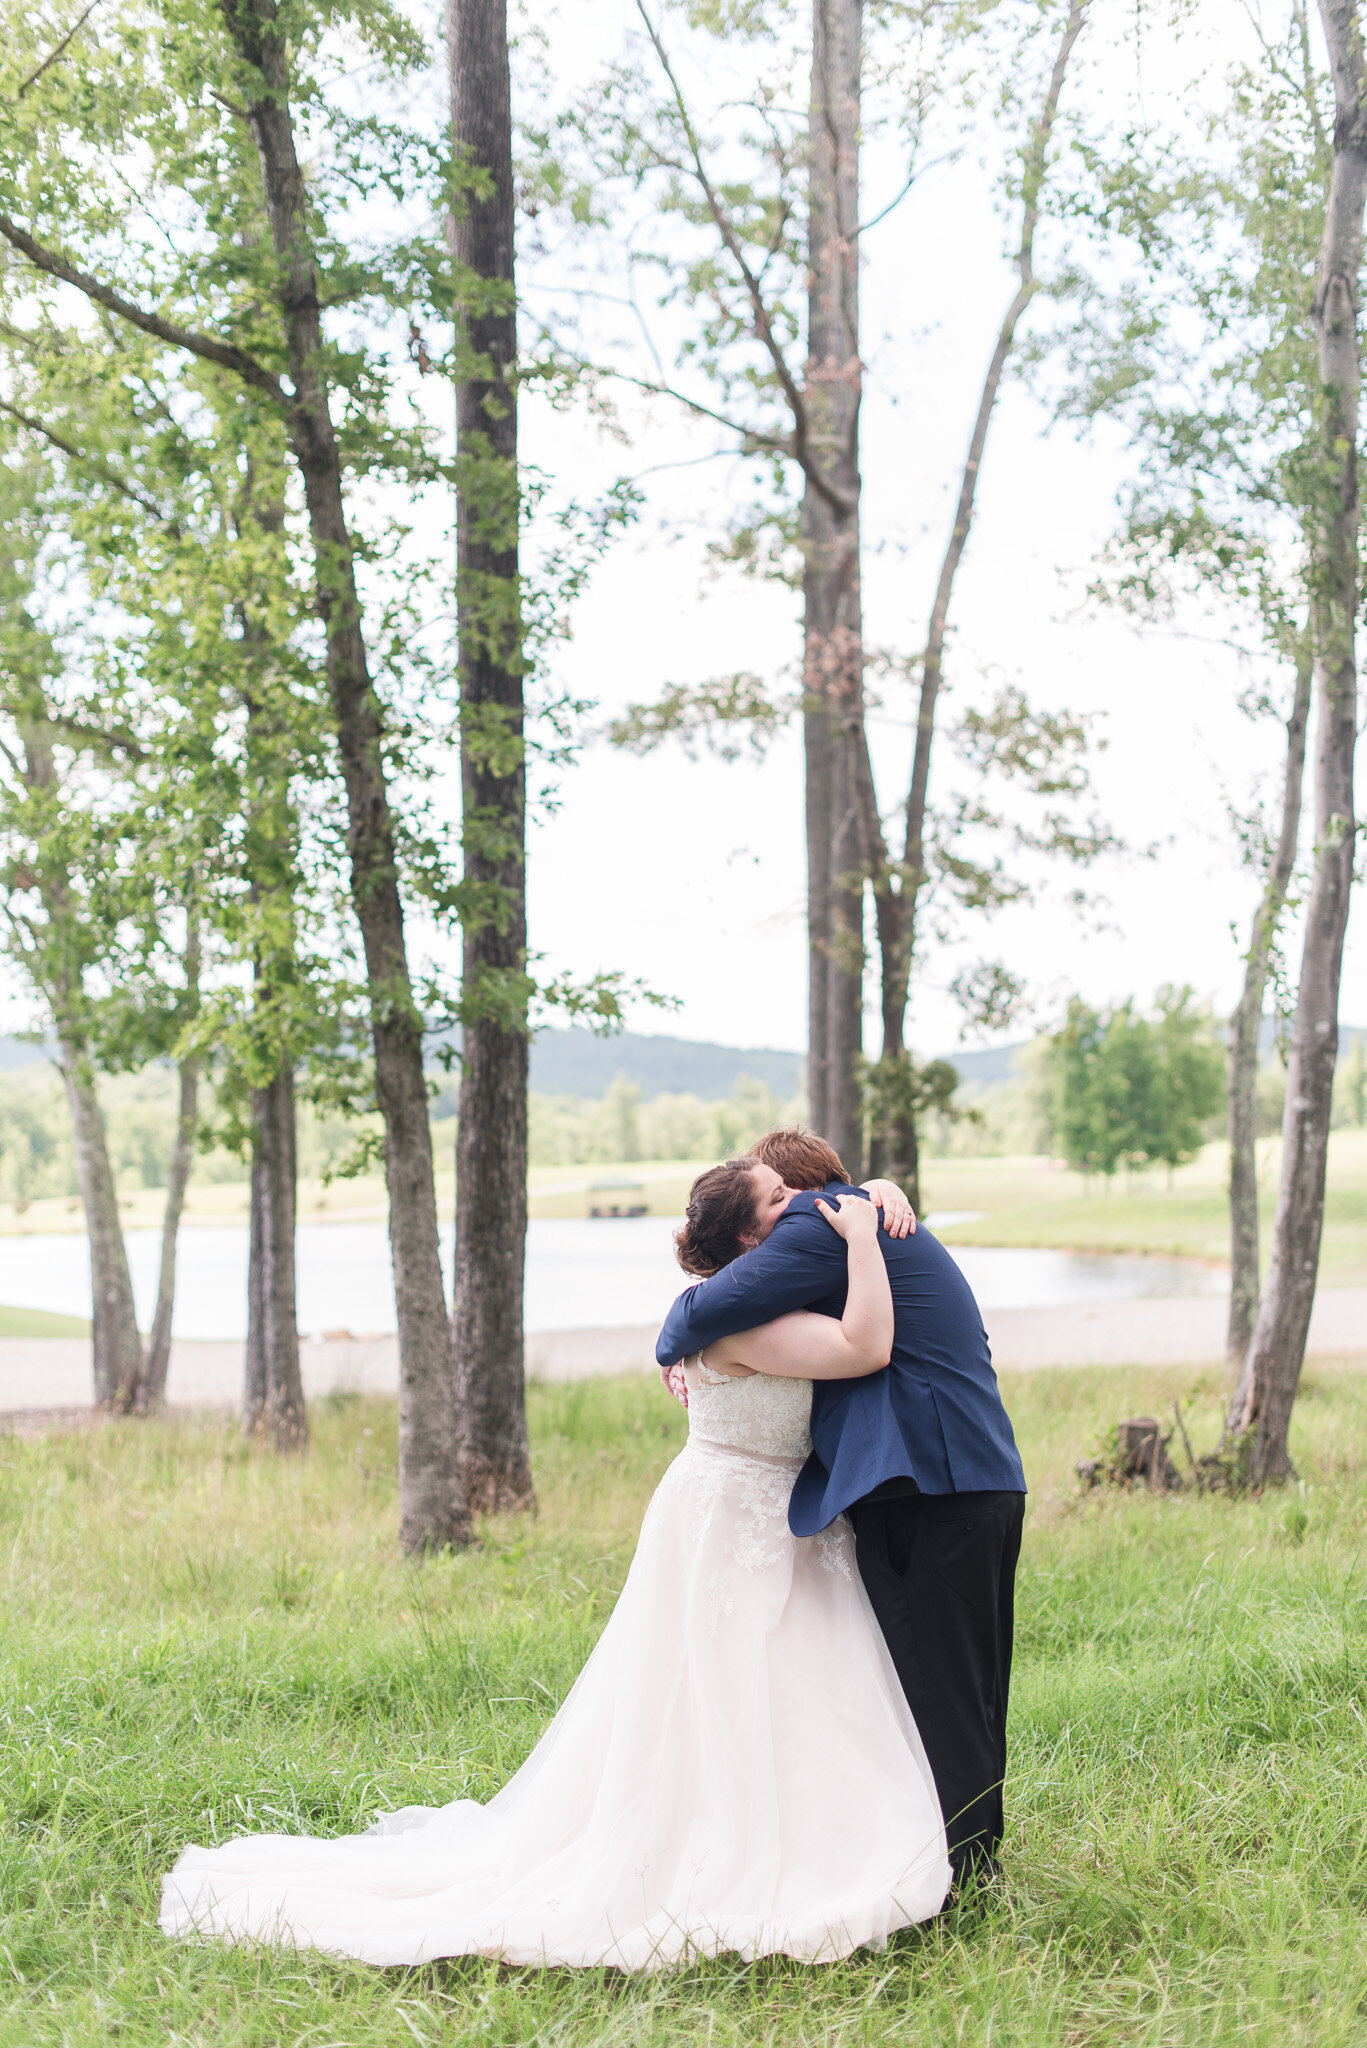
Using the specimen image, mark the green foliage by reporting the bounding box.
[1,1362,1367,2042]
[607,673,794,761]
[0,1065,72,1208]
[0,0,647,1161]
[860,1050,969,1150]
[919,1041,1056,1160]
[1048,4,1339,729]
[1045,987,1225,1177]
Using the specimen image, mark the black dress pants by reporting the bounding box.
[848,1485,1025,1883]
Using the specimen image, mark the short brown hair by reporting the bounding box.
[674,1159,764,1277]
[747,1126,850,1191]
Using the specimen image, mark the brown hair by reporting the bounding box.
[747,1126,850,1192]
[674,1159,764,1277]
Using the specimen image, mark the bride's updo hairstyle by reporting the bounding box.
[674,1160,764,1277]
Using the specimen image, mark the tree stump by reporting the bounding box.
[1115,1416,1184,1491]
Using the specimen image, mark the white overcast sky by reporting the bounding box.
[516,0,1366,1057]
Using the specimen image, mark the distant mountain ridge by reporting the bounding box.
[2,1020,1361,1102]
[529,1030,804,1101]
[528,1030,1032,1099]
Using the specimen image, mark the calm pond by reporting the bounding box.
[0,1214,1227,1341]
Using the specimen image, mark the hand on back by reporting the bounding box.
[814,1191,880,1243]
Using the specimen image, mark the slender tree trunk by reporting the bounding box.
[243,1110,267,1430]
[804,694,833,1138]
[142,912,202,1411]
[228,0,466,1547]
[1226,0,1365,1480]
[804,0,865,1174]
[19,715,144,1409]
[1225,655,1311,1366]
[446,0,534,1517]
[62,1042,144,1410]
[864,0,1086,1207]
[242,1066,307,1447]
[142,1053,199,1410]
[231,479,308,1448]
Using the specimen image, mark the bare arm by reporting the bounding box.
[704,1193,893,1381]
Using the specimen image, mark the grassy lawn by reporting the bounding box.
[2,1360,1366,2044]
[0,1304,90,1338]
[926,1128,1367,1285]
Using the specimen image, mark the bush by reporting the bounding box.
[1043,987,1225,1178]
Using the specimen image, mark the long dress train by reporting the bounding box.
[160,1361,951,1970]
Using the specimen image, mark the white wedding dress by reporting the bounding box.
[160,1361,950,1970]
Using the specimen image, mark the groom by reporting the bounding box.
[657,1128,1026,1891]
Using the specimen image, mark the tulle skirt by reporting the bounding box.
[160,1437,950,1970]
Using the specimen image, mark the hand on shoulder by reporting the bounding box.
[814,1190,881,1241]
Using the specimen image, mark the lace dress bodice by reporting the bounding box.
[684,1358,814,1462]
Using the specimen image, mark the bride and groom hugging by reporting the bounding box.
[159,1126,1026,1971]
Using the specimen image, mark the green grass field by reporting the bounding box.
[927,1128,1367,1284]
[0,1304,90,1337]
[2,1360,1366,2045]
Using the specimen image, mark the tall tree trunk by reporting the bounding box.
[243,1109,267,1431]
[142,911,202,1411]
[804,695,833,1139]
[804,0,865,1174]
[235,507,306,1450]
[447,0,533,1515]
[19,714,144,1409]
[228,0,467,1547]
[863,0,1087,1211]
[62,1042,144,1410]
[1225,654,1311,1366]
[242,1066,307,1447]
[231,477,307,1448]
[1226,0,1365,1480]
[142,1054,199,1410]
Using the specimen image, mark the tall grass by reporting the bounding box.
[1,1361,1365,2045]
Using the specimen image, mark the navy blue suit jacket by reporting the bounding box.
[656,1185,1026,1536]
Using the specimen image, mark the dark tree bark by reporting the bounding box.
[1225,654,1310,1366]
[1226,0,1365,1480]
[861,0,1087,1213]
[242,1066,307,1447]
[222,0,466,1545]
[804,0,865,1173]
[447,0,533,1516]
[142,914,201,1410]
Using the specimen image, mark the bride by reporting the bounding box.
[160,1169,951,1970]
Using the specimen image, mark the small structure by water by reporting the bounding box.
[588,1179,648,1219]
